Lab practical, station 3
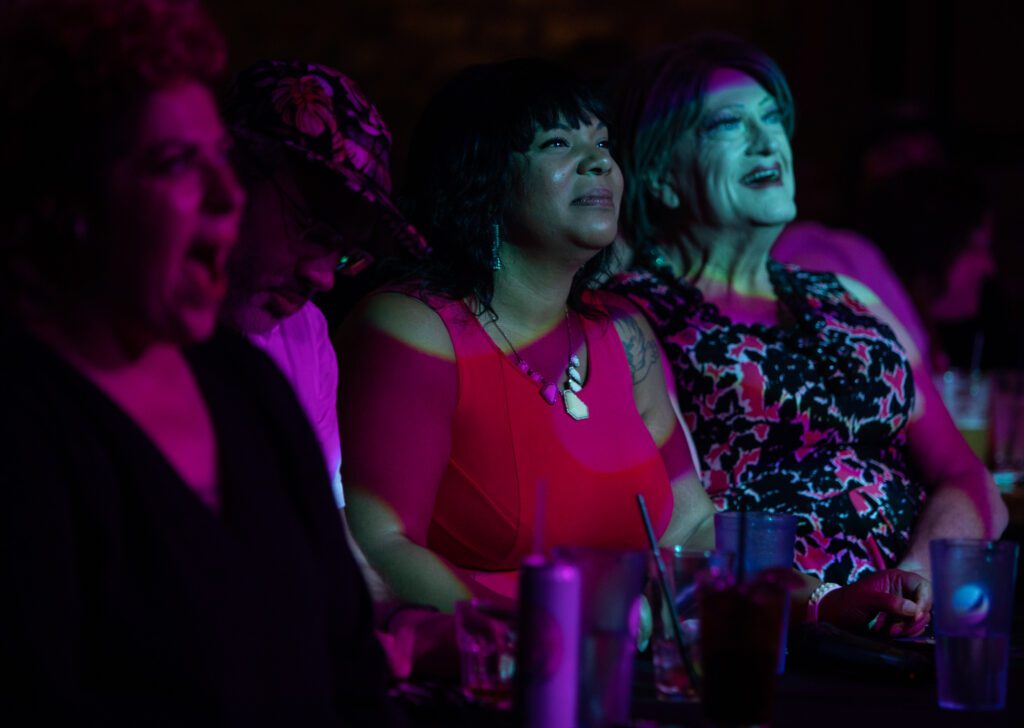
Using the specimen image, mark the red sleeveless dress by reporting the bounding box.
[426,291,673,598]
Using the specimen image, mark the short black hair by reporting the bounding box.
[400,57,612,313]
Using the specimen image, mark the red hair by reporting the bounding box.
[0,0,227,299]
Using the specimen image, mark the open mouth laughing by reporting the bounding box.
[741,164,783,188]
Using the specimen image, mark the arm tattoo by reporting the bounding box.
[615,315,660,386]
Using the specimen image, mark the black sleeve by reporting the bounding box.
[0,359,89,722]
[213,332,407,727]
[0,340,169,726]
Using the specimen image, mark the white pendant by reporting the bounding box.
[563,389,589,421]
[568,365,583,387]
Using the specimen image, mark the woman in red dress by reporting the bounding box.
[336,59,715,611]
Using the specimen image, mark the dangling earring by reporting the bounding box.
[491,223,503,271]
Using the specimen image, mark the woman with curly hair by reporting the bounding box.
[0,1,401,724]
[335,58,717,611]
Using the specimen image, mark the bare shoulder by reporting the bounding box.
[836,274,922,367]
[835,274,881,307]
[338,291,455,361]
[594,291,663,386]
[594,290,650,330]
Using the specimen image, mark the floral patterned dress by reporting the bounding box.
[608,259,924,585]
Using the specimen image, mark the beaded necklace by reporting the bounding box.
[485,309,589,420]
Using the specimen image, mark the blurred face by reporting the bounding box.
[864,131,945,185]
[225,168,376,334]
[670,68,796,231]
[96,80,244,345]
[504,116,623,263]
[930,213,995,322]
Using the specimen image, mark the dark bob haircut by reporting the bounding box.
[0,0,226,303]
[612,34,795,269]
[400,57,612,314]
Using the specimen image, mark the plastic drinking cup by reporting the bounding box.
[931,539,1019,711]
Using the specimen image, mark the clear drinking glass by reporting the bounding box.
[699,573,788,725]
[454,598,517,709]
[990,370,1024,491]
[553,547,647,728]
[936,369,992,462]
[714,511,797,673]
[648,548,733,701]
[714,511,797,578]
[931,539,1019,711]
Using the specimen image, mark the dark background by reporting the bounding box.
[206,0,1022,228]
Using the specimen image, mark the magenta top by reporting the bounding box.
[340,288,674,600]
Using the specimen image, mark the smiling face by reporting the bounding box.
[503,116,623,264]
[224,165,377,334]
[94,80,244,346]
[669,68,796,232]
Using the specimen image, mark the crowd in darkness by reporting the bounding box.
[0,1,1014,725]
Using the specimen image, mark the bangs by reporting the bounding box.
[398,57,612,315]
[510,87,606,151]
[472,59,606,152]
[637,51,793,141]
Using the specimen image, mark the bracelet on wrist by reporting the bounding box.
[806,581,841,623]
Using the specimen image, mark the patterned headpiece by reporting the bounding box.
[225,59,429,258]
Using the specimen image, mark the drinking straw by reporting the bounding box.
[1003,373,1023,478]
[636,493,701,691]
[970,332,985,378]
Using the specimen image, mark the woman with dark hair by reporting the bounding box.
[607,35,1005,617]
[0,1,400,723]
[335,58,716,610]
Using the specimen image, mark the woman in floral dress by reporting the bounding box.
[607,36,1006,596]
